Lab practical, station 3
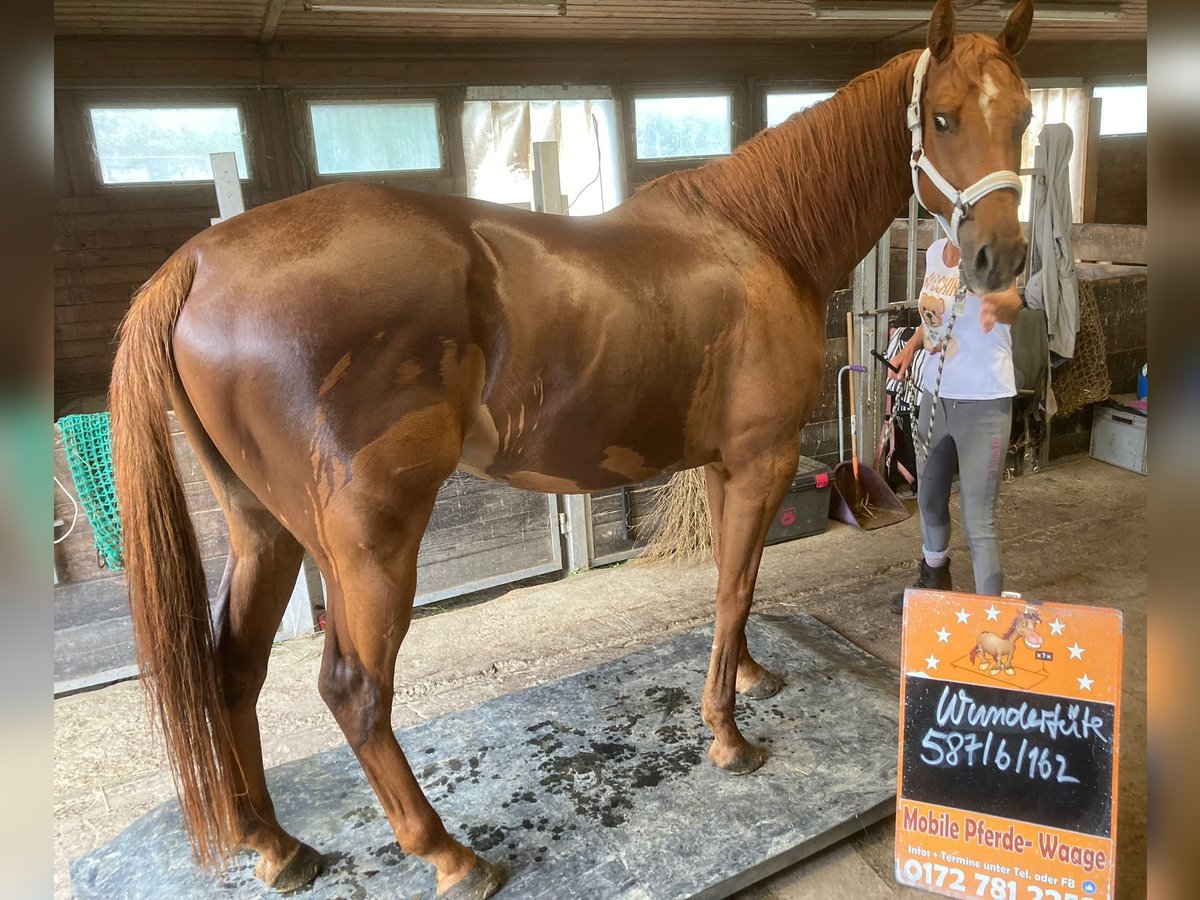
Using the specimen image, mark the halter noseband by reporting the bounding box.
[908,48,1023,247]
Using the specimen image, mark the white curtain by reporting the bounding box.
[1021,87,1088,223]
[462,98,623,215]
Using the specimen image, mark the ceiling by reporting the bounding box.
[54,1,1146,44]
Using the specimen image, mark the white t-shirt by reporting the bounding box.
[918,238,1016,400]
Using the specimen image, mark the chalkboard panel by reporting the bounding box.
[901,676,1115,838]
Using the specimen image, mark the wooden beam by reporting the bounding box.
[1082,97,1102,223]
[54,37,1147,90]
[260,0,288,44]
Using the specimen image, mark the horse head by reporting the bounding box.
[913,0,1035,292]
[1014,611,1044,650]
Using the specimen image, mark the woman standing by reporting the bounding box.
[889,237,1024,614]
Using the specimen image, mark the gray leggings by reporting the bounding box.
[916,392,1013,596]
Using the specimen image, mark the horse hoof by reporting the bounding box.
[709,740,768,775]
[1005,668,1015,676]
[257,842,322,893]
[741,670,785,700]
[440,856,507,900]
[988,669,1000,677]
[978,663,990,671]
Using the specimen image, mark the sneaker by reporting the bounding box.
[890,559,953,615]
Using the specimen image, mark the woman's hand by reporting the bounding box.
[890,326,924,380]
[979,286,1023,332]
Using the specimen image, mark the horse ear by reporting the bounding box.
[999,0,1034,56]
[928,0,957,61]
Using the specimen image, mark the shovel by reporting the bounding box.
[829,311,910,530]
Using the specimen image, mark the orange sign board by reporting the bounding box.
[896,590,1123,900]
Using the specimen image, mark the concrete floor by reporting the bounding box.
[53,457,1146,899]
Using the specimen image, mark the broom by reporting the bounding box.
[636,467,713,565]
[845,311,874,518]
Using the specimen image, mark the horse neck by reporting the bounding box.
[649,50,919,298]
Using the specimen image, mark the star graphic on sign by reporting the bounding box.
[925,654,941,671]
[1077,674,1094,691]
[935,627,951,644]
[1049,618,1066,636]
[985,605,1001,621]
[1068,642,1085,660]
[955,608,971,624]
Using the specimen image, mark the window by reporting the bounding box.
[1093,85,1147,135]
[309,101,442,175]
[1020,87,1088,222]
[633,95,731,161]
[89,106,249,185]
[765,91,835,128]
[463,96,623,215]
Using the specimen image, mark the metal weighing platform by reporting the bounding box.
[73,614,899,899]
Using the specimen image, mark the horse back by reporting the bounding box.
[172,182,816,500]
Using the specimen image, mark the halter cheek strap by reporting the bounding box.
[908,48,1023,247]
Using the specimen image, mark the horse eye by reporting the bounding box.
[933,114,950,132]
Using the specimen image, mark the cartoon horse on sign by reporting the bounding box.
[970,611,1045,676]
[109,2,1035,896]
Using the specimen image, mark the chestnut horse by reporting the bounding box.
[971,611,1045,675]
[110,2,1035,895]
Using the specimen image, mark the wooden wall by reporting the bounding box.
[1093,134,1147,226]
[53,36,1147,412]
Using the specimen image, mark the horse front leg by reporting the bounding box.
[704,463,787,702]
[701,446,797,773]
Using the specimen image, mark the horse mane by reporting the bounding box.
[643,50,918,287]
[1002,615,1023,639]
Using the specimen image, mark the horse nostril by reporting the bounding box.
[1014,250,1027,277]
[975,244,992,274]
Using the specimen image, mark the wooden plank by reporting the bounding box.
[1070,224,1146,266]
[53,37,1144,89]
[1082,97,1102,223]
[259,0,287,44]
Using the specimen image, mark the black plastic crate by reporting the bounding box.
[764,456,833,545]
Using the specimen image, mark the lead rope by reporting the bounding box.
[917,267,969,463]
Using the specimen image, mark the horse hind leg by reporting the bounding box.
[314,439,504,898]
[704,464,786,702]
[174,392,321,889]
[213,503,322,890]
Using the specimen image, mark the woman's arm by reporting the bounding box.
[889,324,925,380]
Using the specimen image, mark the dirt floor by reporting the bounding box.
[53,457,1146,899]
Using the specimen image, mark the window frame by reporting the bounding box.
[83,99,254,189]
[628,88,736,164]
[757,82,841,132]
[305,96,446,178]
[1090,83,1148,137]
[290,89,458,189]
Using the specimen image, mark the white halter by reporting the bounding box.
[908,48,1023,247]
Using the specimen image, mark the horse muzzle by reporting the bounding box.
[959,229,1028,295]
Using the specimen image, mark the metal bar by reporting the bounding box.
[560,493,590,573]
[590,547,642,568]
[859,301,919,314]
[906,195,918,303]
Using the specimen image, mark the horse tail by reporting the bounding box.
[110,249,239,868]
[969,646,979,664]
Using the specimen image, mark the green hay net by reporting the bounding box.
[57,412,124,570]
